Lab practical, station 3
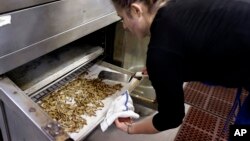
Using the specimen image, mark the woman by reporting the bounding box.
[112,0,250,134]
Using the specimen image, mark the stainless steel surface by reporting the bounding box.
[0,0,155,140]
[0,101,11,141]
[0,76,70,141]
[98,70,133,83]
[113,22,156,108]
[0,0,125,140]
[0,0,120,75]
[128,66,156,101]
[86,121,179,141]
[30,62,95,102]
[7,44,104,95]
[0,0,57,14]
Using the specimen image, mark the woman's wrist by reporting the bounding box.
[127,123,133,134]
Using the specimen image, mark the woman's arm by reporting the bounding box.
[115,113,159,134]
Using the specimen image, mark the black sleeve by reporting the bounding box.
[146,6,186,131]
[147,47,185,131]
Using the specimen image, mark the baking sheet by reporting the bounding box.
[60,64,131,141]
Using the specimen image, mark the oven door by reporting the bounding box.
[0,42,141,141]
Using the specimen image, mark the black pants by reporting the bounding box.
[235,93,250,124]
[0,129,3,141]
[228,92,250,141]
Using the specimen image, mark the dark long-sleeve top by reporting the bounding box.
[147,0,250,131]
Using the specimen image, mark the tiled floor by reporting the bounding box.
[175,82,249,141]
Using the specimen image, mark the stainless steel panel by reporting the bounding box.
[7,45,104,95]
[0,0,120,75]
[0,0,57,14]
[0,101,11,141]
[0,77,70,141]
[113,22,157,108]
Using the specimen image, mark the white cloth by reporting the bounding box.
[100,90,140,132]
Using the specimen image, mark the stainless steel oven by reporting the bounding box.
[0,0,159,140]
[0,0,144,141]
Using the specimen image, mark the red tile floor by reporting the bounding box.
[175,82,248,141]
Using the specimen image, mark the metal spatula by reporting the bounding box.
[98,70,133,83]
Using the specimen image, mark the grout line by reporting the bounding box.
[203,86,214,110]
[213,117,223,141]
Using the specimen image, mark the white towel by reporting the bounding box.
[100,90,140,132]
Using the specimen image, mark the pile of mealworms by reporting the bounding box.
[38,73,122,133]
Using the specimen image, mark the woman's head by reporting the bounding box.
[112,0,159,12]
[112,0,165,38]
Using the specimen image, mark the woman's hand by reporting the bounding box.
[115,115,160,134]
[114,117,133,133]
[142,67,148,75]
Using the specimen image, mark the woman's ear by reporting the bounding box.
[130,3,143,18]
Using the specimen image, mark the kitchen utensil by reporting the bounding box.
[98,70,133,83]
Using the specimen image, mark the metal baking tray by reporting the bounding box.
[31,62,138,140]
